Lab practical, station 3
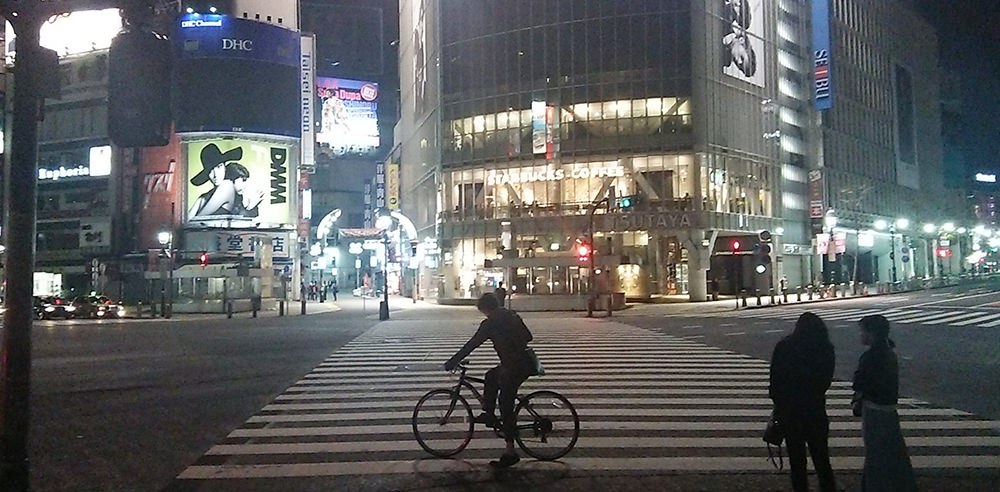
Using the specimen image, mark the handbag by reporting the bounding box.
[763,410,784,469]
[525,348,545,376]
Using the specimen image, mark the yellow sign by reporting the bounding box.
[386,162,400,209]
[186,139,293,227]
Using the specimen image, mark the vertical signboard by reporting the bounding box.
[298,170,310,238]
[363,179,373,228]
[812,0,833,110]
[300,34,316,173]
[375,161,386,210]
[808,169,825,218]
[386,162,400,210]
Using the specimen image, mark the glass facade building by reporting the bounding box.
[395,0,947,304]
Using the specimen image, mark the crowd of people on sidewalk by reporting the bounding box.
[301,280,339,302]
[769,311,919,492]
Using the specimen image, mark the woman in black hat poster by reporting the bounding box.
[187,143,243,221]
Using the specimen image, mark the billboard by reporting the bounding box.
[173,15,300,136]
[721,0,766,87]
[315,77,380,156]
[186,139,294,227]
[300,34,316,173]
[5,9,121,63]
[811,0,833,110]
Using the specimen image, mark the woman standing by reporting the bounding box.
[769,312,837,492]
[853,315,918,491]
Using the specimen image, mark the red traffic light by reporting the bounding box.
[732,240,741,250]
[936,248,951,258]
[200,252,208,267]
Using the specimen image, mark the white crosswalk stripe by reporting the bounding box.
[173,321,1000,484]
[677,306,1000,328]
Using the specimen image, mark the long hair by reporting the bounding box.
[791,311,833,350]
[860,314,895,348]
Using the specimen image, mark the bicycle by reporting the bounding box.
[412,359,580,461]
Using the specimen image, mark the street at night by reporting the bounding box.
[17,293,998,491]
[3,0,1000,490]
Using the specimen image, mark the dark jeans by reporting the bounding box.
[483,365,529,441]
[784,418,837,492]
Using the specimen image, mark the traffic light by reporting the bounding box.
[108,26,172,147]
[937,248,951,258]
[577,243,591,262]
[200,252,208,267]
[732,240,741,251]
[754,243,772,274]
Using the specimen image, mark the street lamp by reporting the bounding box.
[157,230,173,318]
[874,219,888,231]
[375,214,393,320]
[922,223,936,234]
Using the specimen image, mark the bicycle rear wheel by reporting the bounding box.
[513,390,580,460]
[412,389,474,458]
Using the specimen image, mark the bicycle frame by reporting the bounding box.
[448,362,535,435]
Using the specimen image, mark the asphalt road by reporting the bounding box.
[21,300,376,492]
[620,282,1000,420]
[7,285,1000,492]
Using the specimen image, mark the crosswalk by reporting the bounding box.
[174,320,1000,486]
[675,306,1000,328]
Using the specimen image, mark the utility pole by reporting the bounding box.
[1,2,147,488]
[1,5,53,488]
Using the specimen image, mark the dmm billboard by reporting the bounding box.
[186,139,295,228]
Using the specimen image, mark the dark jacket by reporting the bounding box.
[852,341,899,405]
[447,308,533,371]
[769,336,835,435]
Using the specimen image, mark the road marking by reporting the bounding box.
[720,323,736,326]
[763,329,785,333]
[682,325,702,329]
[949,313,1000,326]
[178,454,1000,479]
[923,312,993,325]
[724,332,746,336]
[910,289,1000,307]
[890,311,949,324]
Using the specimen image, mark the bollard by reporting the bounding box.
[227,301,233,319]
[796,287,802,302]
[808,287,813,300]
[770,288,776,305]
[252,306,257,318]
[301,298,306,315]
[606,294,613,317]
[741,291,748,307]
[736,292,741,309]
[279,300,285,316]
[756,290,761,306]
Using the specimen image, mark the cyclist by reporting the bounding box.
[444,292,534,467]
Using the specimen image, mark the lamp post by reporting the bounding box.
[157,230,173,319]
[376,214,393,320]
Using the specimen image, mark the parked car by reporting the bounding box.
[71,295,125,319]
[37,296,76,319]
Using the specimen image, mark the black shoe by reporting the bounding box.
[473,412,498,427]
[489,453,520,468]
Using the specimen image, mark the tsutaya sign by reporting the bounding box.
[610,211,701,230]
[486,165,624,185]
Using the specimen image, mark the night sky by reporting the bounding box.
[913,0,1000,178]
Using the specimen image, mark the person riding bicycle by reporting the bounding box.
[444,292,534,468]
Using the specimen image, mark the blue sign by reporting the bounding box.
[175,14,299,67]
[811,0,834,110]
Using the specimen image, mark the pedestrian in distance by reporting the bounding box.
[494,281,507,307]
[769,312,838,492]
[444,293,534,468]
[853,315,918,492]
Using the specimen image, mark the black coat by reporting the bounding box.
[852,341,899,406]
[769,336,835,438]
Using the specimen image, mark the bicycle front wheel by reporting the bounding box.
[513,390,580,460]
[412,389,474,458]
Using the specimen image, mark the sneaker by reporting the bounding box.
[473,412,499,427]
[489,452,520,468]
